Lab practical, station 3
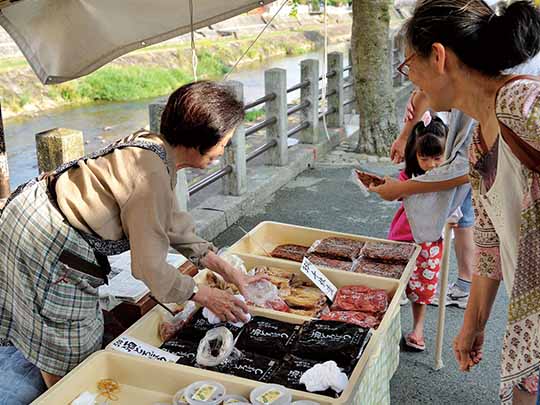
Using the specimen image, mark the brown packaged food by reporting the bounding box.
[360,241,416,264]
[289,307,328,318]
[306,254,353,272]
[284,287,326,310]
[205,272,239,294]
[331,285,388,314]
[310,237,364,261]
[270,244,309,262]
[351,257,405,279]
[355,169,385,187]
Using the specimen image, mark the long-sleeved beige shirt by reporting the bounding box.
[55,131,213,303]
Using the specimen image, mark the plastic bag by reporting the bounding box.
[218,248,247,275]
[360,241,416,264]
[351,169,384,197]
[159,300,197,342]
[196,327,236,367]
[308,237,364,261]
[211,350,280,382]
[320,311,380,329]
[299,361,348,394]
[331,285,388,314]
[236,316,301,357]
[182,309,243,342]
[244,280,289,312]
[160,338,198,366]
[290,320,370,369]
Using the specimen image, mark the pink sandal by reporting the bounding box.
[404,332,426,351]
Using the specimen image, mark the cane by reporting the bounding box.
[434,223,452,370]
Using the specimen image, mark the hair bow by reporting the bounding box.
[421,111,432,127]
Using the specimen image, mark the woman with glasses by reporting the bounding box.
[376,1,540,403]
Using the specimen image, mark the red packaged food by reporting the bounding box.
[331,285,388,314]
[321,311,381,329]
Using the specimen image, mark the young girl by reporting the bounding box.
[387,111,448,351]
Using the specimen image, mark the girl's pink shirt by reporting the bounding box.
[387,171,414,242]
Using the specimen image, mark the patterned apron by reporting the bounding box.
[0,131,169,376]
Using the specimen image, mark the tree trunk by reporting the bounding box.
[351,0,398,155]
[0,101,10,200]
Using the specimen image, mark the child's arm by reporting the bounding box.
[370,174,469,201]
[390,89,430,163]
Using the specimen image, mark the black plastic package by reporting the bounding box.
[290,320,370,368]
[178,309,243,342]
[235,316,301,357]
[159,338,198,366]
[211,351,280,382]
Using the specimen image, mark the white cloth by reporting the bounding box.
[299,361,349,394]
[202,294,251,327]
[479,137,527,294]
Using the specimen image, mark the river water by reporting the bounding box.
[3,44,349,188]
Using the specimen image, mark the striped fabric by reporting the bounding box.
[0,181,104,376]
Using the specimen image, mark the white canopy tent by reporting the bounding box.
[0,0,275,84]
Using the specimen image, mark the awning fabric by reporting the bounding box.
[0,0,275,84]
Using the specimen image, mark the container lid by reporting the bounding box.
[291,401,321,405]
[221,394,251,404]
[250,384,292,405]
[173,389,190,405]
[185,380,226,405]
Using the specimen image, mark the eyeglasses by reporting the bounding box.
[397,52,416,78]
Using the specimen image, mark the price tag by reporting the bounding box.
[300,257,338,301]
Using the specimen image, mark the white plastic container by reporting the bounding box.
[222,394,251,404]
[185,380,226,405]
[250,384,292,405]
[173,389,189,405]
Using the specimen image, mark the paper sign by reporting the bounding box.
[110,335,179,363]
[300,257,338,301]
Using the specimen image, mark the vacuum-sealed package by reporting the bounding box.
[236,316,301,357]
[211,351,280,382]
[320,311,380,329]
[180,309,242,342]
[159,338,198,366]
[351,257,405,279]
[305,254,353,272]
[308,237,364,261]
[360,241,416,264]
[291,320,370,368]
[331,285,388,314]
[270,244,309,262]
[270,355,341,397]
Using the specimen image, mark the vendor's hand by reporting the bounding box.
[192,285,249,323]
[221,265,268,298]
[390,136,407,164]
[453,327,485,372]
[369,177,403,201]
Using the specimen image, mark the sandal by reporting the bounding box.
[404,332,426,352]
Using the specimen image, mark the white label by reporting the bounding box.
[300,257,337,301]
[110,335,179,363]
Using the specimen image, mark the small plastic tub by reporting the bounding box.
[173,389,189,405]
[221,394,251,404]
[185,380,226,405]
[250,384,292,405]
[291,401,320,405]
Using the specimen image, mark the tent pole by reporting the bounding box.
[434,223,452,370]
[0,101,10,201]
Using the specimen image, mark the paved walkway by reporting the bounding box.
[213,138,508,404]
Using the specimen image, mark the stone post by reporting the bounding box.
[0,102,10,201]
[300,59,320,144]
[148,99,189,211]
[35,128,85,173]
[345,47,354,115]
[222,81,247,196]
[264,68,288,166]
[327,51,344,128]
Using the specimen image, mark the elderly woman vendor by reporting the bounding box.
[0,81,256,388]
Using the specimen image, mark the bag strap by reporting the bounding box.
[495,75,540,173]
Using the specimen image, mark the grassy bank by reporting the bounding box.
[1,25,351,119]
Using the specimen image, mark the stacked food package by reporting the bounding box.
[269,236,415,280]
[160,314,371,398]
